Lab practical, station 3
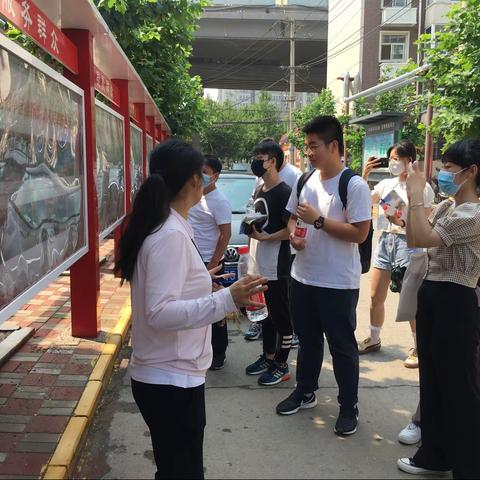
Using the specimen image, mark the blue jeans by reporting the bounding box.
[373,232,418,271]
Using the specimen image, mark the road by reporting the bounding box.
[75,271,423,479]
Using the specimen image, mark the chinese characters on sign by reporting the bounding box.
[94,67,120,106]
[0,0,78,73]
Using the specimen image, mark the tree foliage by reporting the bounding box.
[199,92,285,164]
[94,0,207,137]
[419,0,480,146]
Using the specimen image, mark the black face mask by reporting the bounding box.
[251,158,267,178]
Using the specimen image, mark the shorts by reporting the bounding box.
[373,232,419,271]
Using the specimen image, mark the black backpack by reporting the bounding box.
[296,168,374,274]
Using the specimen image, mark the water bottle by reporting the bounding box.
[295,217,308,238]
[237,246,268,322]
[246,198,255,215]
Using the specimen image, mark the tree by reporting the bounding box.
[419,0,480,146]
[287,89,336,151]
[199,92,285,164]
[93,0,207,137]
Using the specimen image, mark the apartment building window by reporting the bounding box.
[380,32,408,62]
[382,0,407,7]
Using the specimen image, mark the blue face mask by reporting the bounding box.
[437,169,467,197]
[202,174,211,187]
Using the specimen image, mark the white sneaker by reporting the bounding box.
[397,458,451,476]
[398,421,421,445]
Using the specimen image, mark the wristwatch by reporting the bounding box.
[313,216,325,230]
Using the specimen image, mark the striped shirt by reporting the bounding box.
[426,200,480,288]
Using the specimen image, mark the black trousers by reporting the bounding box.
[263,278,293,364]
[205,261,228,359]
[413,281,480,479]
[131,379,206,480]
[291,279,359,408]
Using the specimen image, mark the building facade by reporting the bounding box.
[327,0,456,108]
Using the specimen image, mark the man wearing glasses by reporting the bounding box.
[276,116,372,436]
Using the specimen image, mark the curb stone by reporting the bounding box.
[40,302,132,479]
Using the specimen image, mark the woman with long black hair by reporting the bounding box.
[115,140,267,480]
[397,139,480,479]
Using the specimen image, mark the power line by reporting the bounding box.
[200,20,282,77]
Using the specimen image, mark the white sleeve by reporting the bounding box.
[213,198,232,226]
[373,179,386,198]
[346,178,373,223]
[286,177,300,215]
[144,231,236,331]
[423,183,435,208]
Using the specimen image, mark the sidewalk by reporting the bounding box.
[75,269,422,479]
[0,239,130,479]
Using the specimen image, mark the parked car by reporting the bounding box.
[216,171,256,285]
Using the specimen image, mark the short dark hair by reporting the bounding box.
[253,140,284,171]
[442,139,480,187]
[302,115,344,156]
[204,154,222,174]
[387,139,416,162]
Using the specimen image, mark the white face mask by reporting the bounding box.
[389,160,405,177]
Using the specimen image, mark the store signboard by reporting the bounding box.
[95,100,125,240]
[0,35,87,324]
[130,123,143,203]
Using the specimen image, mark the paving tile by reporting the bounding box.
[15,442,56,453]
[0,415,32,424]
[0,362,20,373]
[0,452,51,475]
[21,433,61,443]
[20,374,56,387]
[0,424,26,433]
[0,433,22,451]
[42,400,76,408]
[0,386,15,397]
[48,387,84,401]
[0,399,42,416]
[30,367,62,375]
[37,407,73,416]
[25,415,69,434]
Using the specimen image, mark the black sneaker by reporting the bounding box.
[276,390,317,415]
[334,405,359,436]
[209,356,226,371]
[246,354,273,375]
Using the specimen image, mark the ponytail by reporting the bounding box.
[114,139,204,282]
[115,174,169,282]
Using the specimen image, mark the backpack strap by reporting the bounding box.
[296,169,316,199]
[338,168,359,210]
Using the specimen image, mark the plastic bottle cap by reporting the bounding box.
[237,246,249,255]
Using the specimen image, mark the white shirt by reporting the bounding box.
[373,178,435,234]
[189,188,232,263]
[253,161,302,192]
[130,209,236,388]
[287,168,372,289]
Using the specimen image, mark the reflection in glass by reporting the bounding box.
[96,104,125,237]
[0,47,85,317]
[130,125,143,203]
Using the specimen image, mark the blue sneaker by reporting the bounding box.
[258,363,291,386]
[246,354,273,375]
[244,322,262,341]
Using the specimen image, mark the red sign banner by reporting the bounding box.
[0,0,78,73]
[94,66,120,107]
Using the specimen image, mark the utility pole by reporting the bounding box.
[289,18,296,165]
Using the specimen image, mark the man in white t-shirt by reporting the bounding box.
[275,116,372,437]
[189,155,232,370]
